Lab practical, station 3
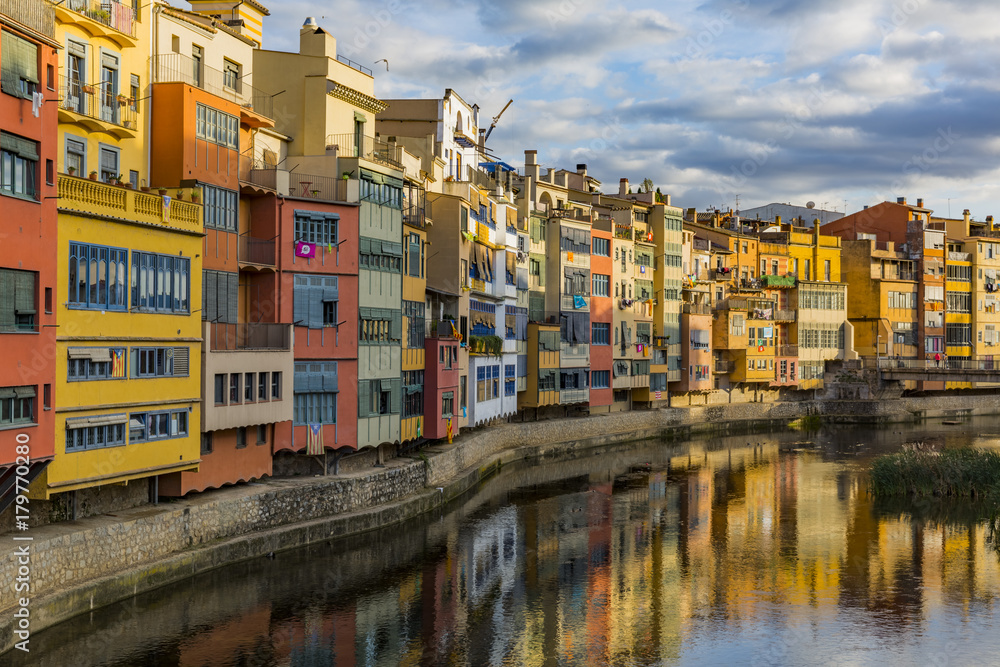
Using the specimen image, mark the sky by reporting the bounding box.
[251,0,1000,220]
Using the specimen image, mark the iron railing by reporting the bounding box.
[151,52,272,119]
[778,345,799,357]
[715,360,734,374]
[0,0,54,36]
[336,54,372,76]
[238,234,275,266]
[59,77,138,130]
[326,133,403,170]
[403,183,426,227]
[238,153,277,191]
[288,172,348,202]
[210,323,290,351]
[60,0,134,37]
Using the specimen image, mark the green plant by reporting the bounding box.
[870,449,1000,499]
[468,334,503,356]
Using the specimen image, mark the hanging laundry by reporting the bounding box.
[573,295,586,309]
[31,91,43,118]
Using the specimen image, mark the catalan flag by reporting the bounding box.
[306,423,324,455]
[111,349,126,378]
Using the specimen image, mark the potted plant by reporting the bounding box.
[67,166,76,176]
[157,187,168,196]
[190,190,200,204]
[116,94,129,107]
[81,84,94,95]
[89,170,98,181]
[115,173,126,187]
[140,179,150,192]
[175,189,185,200]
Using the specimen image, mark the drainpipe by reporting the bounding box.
[147,3,164,187]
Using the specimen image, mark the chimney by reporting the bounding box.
[300,19,336,58]
[576,164,587,177]
[619,178,629,196]
[775,215,781,226]
[964,209,971,222]
[864,205,869,210]
[897,196,906,205]
[524,149,540,182]
[662,193,670,206]
[478,129,486,155]
[916,198,924,208]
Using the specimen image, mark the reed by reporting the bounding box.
[870,449,1000,498]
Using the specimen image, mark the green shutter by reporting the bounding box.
[390,311,402,339]
[203,270,217,321]
[226,272,239,324]
[358,380,370,417]
[293,282,308,326]
[13,271,35,314]
[0,270,16,330]
[390,378,401,414]
[308,285,324,329]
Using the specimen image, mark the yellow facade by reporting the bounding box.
[945,242,973,388]
[400,195,428,443]
[42,176,203,497]
[54,2,148,184]
[521,323,560,409]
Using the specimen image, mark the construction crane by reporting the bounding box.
[484,99,513,143]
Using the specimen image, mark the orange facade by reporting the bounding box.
[589,225,613,406]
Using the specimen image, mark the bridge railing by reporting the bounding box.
[877,358,999,371]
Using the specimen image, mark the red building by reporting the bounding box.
[423,323,461,440]
[0,3,60,512]
[589,222,614,407]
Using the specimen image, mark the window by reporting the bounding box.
[586,322,608,346]
[202,185,238,231]
[442,391,454,418]
[258,372,269,401]
[0,386,34,425]
[214,374,226,405]
[65,136,86,176]
[731,313,745,337]
[130,347,187,377]
[407,232,422,277]
[67,347,125,381]
[358,378,400,417]
[404,300,425,348]
[131,251,190,313]
[257,424,267,445]
[823,260,831,282]
[461,206,469,232]
[946,323,972,345]
[559,227,591,254]
[947,291,972,313]
[403,370,424,418]
[359,170,403,208]
[195,103,238,149]
[359,307,401,343]
[294,210,339,246]
[1,132,38,199]
[229,373,241,404]
[591,370,610,389]
[505,364,516,396]
[359,238,404,273]
[476,365,501,402]
[460,375,467,409]
[192,45,203,87]
[127,409,188,444]
[946,264,972,281]
[1,32,38,99]
[223,59,241,92]
[538,369,557,391]
[271,372,282,400]
[67,242,128,310]
[201,432,213,455]
[593,237,611,256]
[236,426,246,449]
[294,362,338,424]
[66,415,126,452]
[98,144,119,183]
[886,291,917,310]
[0,268,36,332]
[244,372,255,402]
[203,270,238,323]
[592,273,610,297]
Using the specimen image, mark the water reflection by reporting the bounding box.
[13,420,1000,666]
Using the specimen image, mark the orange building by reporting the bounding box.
[0,2,60,509]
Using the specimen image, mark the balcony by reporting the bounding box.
[949,251,972,262]
[3,0,54,39]
[326,133,403,170]
[682,302,712,316]
[426,319,460,339]
[666,369,682,382]
[57,174,201,233]
[778,345,799,357]
[209,323,291,351]
[561,294,589,312]
[614,225,633,240]
[238,153,277,192]
[288,171,349,202]
[403,185,426,228]
[54,0,136,47]
[761,274,797,289]
[151,53,273,124]
[561,343,589,366]
[715,360,735,374]
[336,54,372,76]
[559,388,589,405]
[773,309,796,322]
[58,78,138,139]
[238,234,276,268]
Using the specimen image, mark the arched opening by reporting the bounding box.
[456,111,463,134]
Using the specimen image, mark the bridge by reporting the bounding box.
[875,358,1000,383]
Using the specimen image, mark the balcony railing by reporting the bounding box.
[682,302,712,315]
[614,225,633,240]
[238,153,277,191]
[288,171,348,202]
[948,251,972,262]
[778,345,799,357]
[761,274,797,288]
[151,52,272,119]
[773,309,796,322]
[57,174,201,232]
[326,133,403,170]
[58,77,138,132]
[403,185,426,228]
[210,323,291,351]
[238,234,276,267]
[336,54,373,76]
[60,0,135,37]
[0,0,54,37]
[426,319,461,338]
[715,360,735,374]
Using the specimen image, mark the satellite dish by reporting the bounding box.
[806,201,816,209]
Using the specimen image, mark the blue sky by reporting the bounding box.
[253,0,1000,220]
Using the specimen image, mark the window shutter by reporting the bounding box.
[203,270,217,321]
[390,311,402,339]
[293,282,308,326]
[226,273,239,324]
[390,378,401,414]
[322,362,338,392]
[357,380,370,417]
[308,285,323,329]
[129,348,138,378]
[294,366,309,392]
[307,363,323,391]
[172,347,189,376]
[323,276,339,302]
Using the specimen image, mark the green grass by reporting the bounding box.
[870,449,1000,499]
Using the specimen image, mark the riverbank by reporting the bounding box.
[2,393,999,654]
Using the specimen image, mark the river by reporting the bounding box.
[10,418,1000,666]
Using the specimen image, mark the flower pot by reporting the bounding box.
[158,188,168,196]
[89,173,98,181]
[175,192,185,200]
[67,168,76,176]
[190,195,200,204]
[140,186,150,192]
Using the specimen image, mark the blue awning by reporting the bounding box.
[479,161,515,174]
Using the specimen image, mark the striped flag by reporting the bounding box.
[306,423,324,455]
[446,418,453,444]
[111,349,126,378]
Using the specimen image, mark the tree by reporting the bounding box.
[641,178,654,193]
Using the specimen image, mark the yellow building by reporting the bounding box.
[520,323,560,410]
[400,166,428,444]
[42,178,203,503]
[54,0,145,185]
